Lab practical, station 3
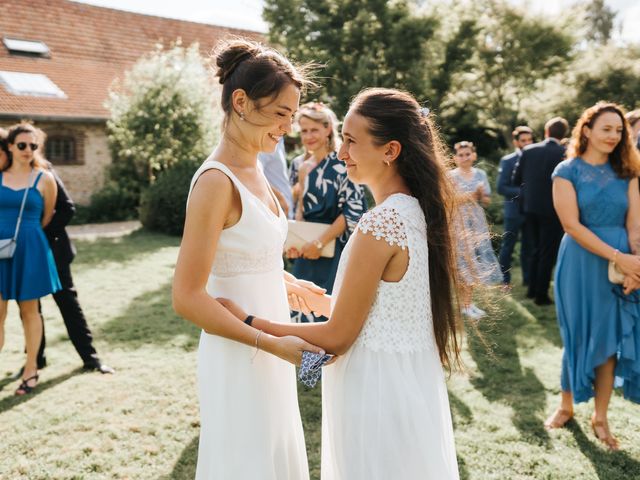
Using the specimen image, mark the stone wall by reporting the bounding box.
[1,120,111,205]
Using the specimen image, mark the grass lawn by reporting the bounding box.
[1,230,639,479]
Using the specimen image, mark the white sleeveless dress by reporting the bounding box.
[188,159,309,480]
[321,193,460,480]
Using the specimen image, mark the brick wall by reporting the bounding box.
[1,120,111,205]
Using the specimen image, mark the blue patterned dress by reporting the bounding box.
[293,152,366,296]
[0,171,61,301]
[553,158,640,403]
[449,167,502,285]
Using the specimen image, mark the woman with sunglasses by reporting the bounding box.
[544,103,640,450]
[287,102,366,321]
[0,122,60,395]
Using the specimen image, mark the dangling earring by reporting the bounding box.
[239,111,245,121]
[384,160,390,166]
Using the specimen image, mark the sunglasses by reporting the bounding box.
[16,142,38,151]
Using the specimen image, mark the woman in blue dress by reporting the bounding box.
[0,123,60,395]
[287,103,366,320]
[545,103,640,450]
[449,141,502,320]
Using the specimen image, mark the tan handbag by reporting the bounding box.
[285,220,336,258]
[608,261,625,285]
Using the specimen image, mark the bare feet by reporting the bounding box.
[544,408,574,429]
[591,415,620,451]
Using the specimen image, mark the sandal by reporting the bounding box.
[591,416,620,451]
[15,374,39,396]
[544,408,574,429]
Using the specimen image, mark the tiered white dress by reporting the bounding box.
[321,193,459,480]
[189,160,309,480]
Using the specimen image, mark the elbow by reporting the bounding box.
[172,285,190,318]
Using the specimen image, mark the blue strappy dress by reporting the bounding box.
[0,171,61,301]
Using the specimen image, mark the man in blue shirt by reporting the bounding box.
[258,138,294,219]
[497,126,534,288]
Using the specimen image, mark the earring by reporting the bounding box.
[239,111,245,121]
[384,160,390,166]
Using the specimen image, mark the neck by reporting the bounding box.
[582,147,608,165]
[8,160,32,174]
[369,174,410,205]
[311,146,331,163]
[458,165,473,174]
[217,129,259,169]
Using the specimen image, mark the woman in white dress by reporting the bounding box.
[220,88,463,479]
[172,39,325,480]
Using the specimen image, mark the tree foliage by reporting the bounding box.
[91,43,221,221]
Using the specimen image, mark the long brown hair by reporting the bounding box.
[4,122,47,171]
[568,102,640,178]
[352,88,462,371]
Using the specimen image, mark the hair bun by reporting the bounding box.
[215,39,263,85]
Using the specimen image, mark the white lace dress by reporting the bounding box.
[321,193,459,480]
[188,160,309,480]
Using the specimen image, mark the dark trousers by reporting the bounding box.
[37,260,99,366]
[498,214,531,285]
[525,213,564,301]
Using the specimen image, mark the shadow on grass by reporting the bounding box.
[449,390,474,429]
[164,435,198,479]
[99,281,200,350]
[0,369,81,414]
[567,421,640,479]
[467,307,551,445]
[73,229,180,270]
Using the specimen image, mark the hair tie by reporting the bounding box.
[420,107,430,118]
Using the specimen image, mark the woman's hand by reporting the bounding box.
[287,282,331,317]
[615,253,640,282]
[300,241,321,260]
[216,298,247,320]
[622,275,640,295]
[268,335,325,366]
[286,247,301,259]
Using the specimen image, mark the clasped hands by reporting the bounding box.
[615,252,640,295]
[285,278,331,317]
[286,242,321,260]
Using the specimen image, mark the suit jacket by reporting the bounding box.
[44,165,76,265]
[496,150,523,218]
[512,138,566,217]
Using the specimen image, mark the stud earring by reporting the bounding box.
[384,160,390,166]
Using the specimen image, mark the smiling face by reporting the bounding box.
[8,131,38,166]
[240,82,300,153]
[298,116,331,154]
[584,111,623,156]
[337,110,389,185]
[514,133,533,150]
[453,146,476,169]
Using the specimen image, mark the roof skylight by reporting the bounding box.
[0,71,66,98]
[3,37,50,56]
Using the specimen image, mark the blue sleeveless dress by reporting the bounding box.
[553,158,640,404]
[0,171,61,301]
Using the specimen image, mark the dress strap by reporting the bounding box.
[32,171,44,188]
[187,160,245,207]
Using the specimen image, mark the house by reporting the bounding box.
[0,0,260,204]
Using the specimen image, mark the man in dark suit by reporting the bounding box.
[497,125,534,288]
[36,164,114,374]
[513,117,569,305]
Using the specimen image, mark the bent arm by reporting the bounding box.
[552,178,615,261]
[252,230,396,354]
[497,160,520,198]
[40,172,57,227]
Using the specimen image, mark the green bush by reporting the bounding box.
[139,160,200,236]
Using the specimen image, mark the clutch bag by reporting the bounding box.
[608,261,624,285]
[285,220,336,258]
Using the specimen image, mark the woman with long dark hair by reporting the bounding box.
[220,88,462,479]
[544,103,640,450]
[0,122,60,395]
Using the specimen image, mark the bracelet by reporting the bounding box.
[244,315,255,326]
[251,330,263,363]
[612,249,620,264]
[312,239,324,249]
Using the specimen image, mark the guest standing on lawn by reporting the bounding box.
[545,103,640,451]
[0,123,60,395]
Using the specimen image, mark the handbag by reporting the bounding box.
[285,220,336,258]
[608,261,625,285]
[0,170,34,260]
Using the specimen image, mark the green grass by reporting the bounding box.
[1,230,639,479]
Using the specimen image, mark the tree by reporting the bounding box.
[96,43,221,220]
[583,0,616,46]
[264,0,438,115]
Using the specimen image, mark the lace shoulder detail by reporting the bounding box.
[357,206,407,249]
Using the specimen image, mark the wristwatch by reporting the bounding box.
[312,239,324,250]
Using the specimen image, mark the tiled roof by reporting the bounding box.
[0,0,262,121]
